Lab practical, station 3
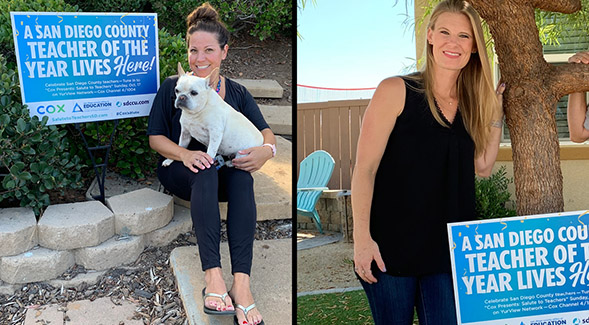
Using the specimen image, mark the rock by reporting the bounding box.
[145,205,192,247]
[75,236,144,270]
[0,248,75,284]
[106,188,173,235]
[38,201,114,250]
[0,207,37,257]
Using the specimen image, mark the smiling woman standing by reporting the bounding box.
[351,0,504,324]
[147,3,275,325]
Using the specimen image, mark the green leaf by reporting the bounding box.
[0,95,9,106]
[0,114,9,125]
[17,172,32,181]
[10,162,25,174]
[43,178,54,190]
[16,118,26,133]
[4,179,15,189]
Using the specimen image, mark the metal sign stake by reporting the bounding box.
[74,120,119,204]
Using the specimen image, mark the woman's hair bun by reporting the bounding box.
[185,2,229,48]
[186,2,219,28]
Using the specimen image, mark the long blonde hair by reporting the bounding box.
[418,0,497,158]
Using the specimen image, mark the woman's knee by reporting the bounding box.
[187,166,218,186]
[225,168,254,187]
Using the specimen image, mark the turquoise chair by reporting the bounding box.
[297,150,335,233]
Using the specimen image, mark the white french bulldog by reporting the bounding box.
[161,63,263,168]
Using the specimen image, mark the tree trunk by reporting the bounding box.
[469,0,589,215]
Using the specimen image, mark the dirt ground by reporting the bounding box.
[297,232,361,293]
[223,33,292,106]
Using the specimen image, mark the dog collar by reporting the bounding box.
[262,143,276,157]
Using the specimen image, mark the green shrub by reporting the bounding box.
[65,0,149,13]
[0,0,86,215]
[151,0,292,40]
[64,0,292,40]
[158,27,187,82]
[475,165,517,219]
[0,55,85,216]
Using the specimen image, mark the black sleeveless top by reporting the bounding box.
[370,76,476,276]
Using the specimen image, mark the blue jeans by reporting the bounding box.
[358,270,457,325]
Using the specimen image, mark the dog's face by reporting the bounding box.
[174,74,210,113]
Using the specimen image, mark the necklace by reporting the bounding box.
[433,97,459,124]
[215,78,221,93]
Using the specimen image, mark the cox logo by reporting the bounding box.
[36,104,65,114]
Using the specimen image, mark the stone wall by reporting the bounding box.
[297,190,353,242]
[0,188,192,285]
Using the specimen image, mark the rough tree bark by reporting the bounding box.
[469,0,589,215]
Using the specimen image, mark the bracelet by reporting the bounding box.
[262,143,276,157]
[490,120,503,128]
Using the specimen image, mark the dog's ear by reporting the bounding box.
[177,62,186,76]
[206,68,220,89]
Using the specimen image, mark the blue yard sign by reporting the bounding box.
[10,12,159,125]
[448,211,589,325]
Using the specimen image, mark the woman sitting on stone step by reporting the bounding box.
[147,3,275,325]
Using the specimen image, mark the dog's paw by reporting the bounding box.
[162,159,173,167]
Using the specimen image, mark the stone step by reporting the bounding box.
[0,207,37,257]
[174,136,292,221]
[106,188,173,235]
[24,297,142,325]
[259,104,292,135]
[37,201,114,250]
[75,235,144,270]
[169,239,292,325]
[0,247,74,284]
[233,79,283,98]
[145,204,192,247]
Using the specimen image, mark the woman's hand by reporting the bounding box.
[568,51,589,64]
[494,82,506,121]
[353,236,386,284]
[180,150,214,173]
[567,52,589,142]
[231,145,273,172]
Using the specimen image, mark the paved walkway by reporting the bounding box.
[23,296,142,325]
[297,232,342,250]
[170,239,292,325]
[22,239,292,324]
[297,286,363,297]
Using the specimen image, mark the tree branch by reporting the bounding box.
[532,0,581,13]
[549,63,589,98]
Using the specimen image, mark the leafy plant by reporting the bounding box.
[65,0,150,13]
[475,165,517,219]
[151,0,292,40]
[0,55,85,216]
[158,27,187,82]
[112,117,157,178]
